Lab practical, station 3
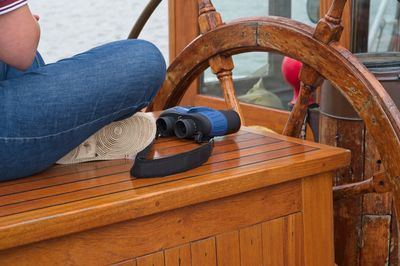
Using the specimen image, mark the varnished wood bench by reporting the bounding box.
[0,128,349,265]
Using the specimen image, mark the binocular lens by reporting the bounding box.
[174,119,196,139]
[156,116,175,136]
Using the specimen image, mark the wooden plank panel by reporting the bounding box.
[0,180,301,265]
[363,130,391,215]
[361,130,394,265]
[208,142,297,163]
[302,173,335,266]
[0,160,128,186]
[168,0,199,106]
[137,251,164,266]
[261,213,303,266]
[112,259,137,266]
[0,128,349,251]
[0,147,349,252]
[0,148,348,252]
[0,134,305,201]
[153,131,251,150]
[286,213,304,266]
[0,140,292,210]
[240,224,263,266]
[191,237,216,266]
[0,131,253,195]
[216,231,240,266]
[0,168,133,206]
[262,217,285,266]
[0,145,316,217]
[0,131,262,196]
[164,244,191,266]
[320,114,364,266]
[360,215,391,266]
[0,137,286,205]
[168,0,198,61]
[0,162,132,197]
[153,135,282,158]
[390,208,399,265]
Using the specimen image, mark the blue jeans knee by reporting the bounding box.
[115,39,166,103]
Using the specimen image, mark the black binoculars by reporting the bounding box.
[156,106,241,142]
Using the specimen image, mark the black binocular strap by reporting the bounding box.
[131,139,214,178]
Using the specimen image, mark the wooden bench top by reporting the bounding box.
[0,128,350,251]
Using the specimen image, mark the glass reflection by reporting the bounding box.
[201,0,317,111]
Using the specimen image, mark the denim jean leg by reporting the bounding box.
[4,52,45,80]
[0,62,6,81]
[0,40,166,181]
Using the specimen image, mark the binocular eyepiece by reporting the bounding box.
[156,106,241,142]
[157,116,197,139]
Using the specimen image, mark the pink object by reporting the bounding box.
[281,56,314,105]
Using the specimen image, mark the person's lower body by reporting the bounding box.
[0,39,166,181]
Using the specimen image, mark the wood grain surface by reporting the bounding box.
[0,178,301,264]
[0,128,349,252]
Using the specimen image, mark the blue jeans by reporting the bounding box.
[0,40,166,181]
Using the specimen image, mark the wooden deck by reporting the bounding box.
[0,128,350,265]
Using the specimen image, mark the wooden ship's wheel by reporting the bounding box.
[136,0,400,262]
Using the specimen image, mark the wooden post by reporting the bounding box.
[168,0,199,105]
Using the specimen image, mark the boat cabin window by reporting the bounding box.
[352,0,400,53]
[201,0,318,111]
[200,0,400,111]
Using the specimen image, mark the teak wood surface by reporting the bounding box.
[0,127,349,265]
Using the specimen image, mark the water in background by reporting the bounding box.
[29,0,169,63]
[28,0,398,72]
[205,0,313,81]
[28,0,311,69]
